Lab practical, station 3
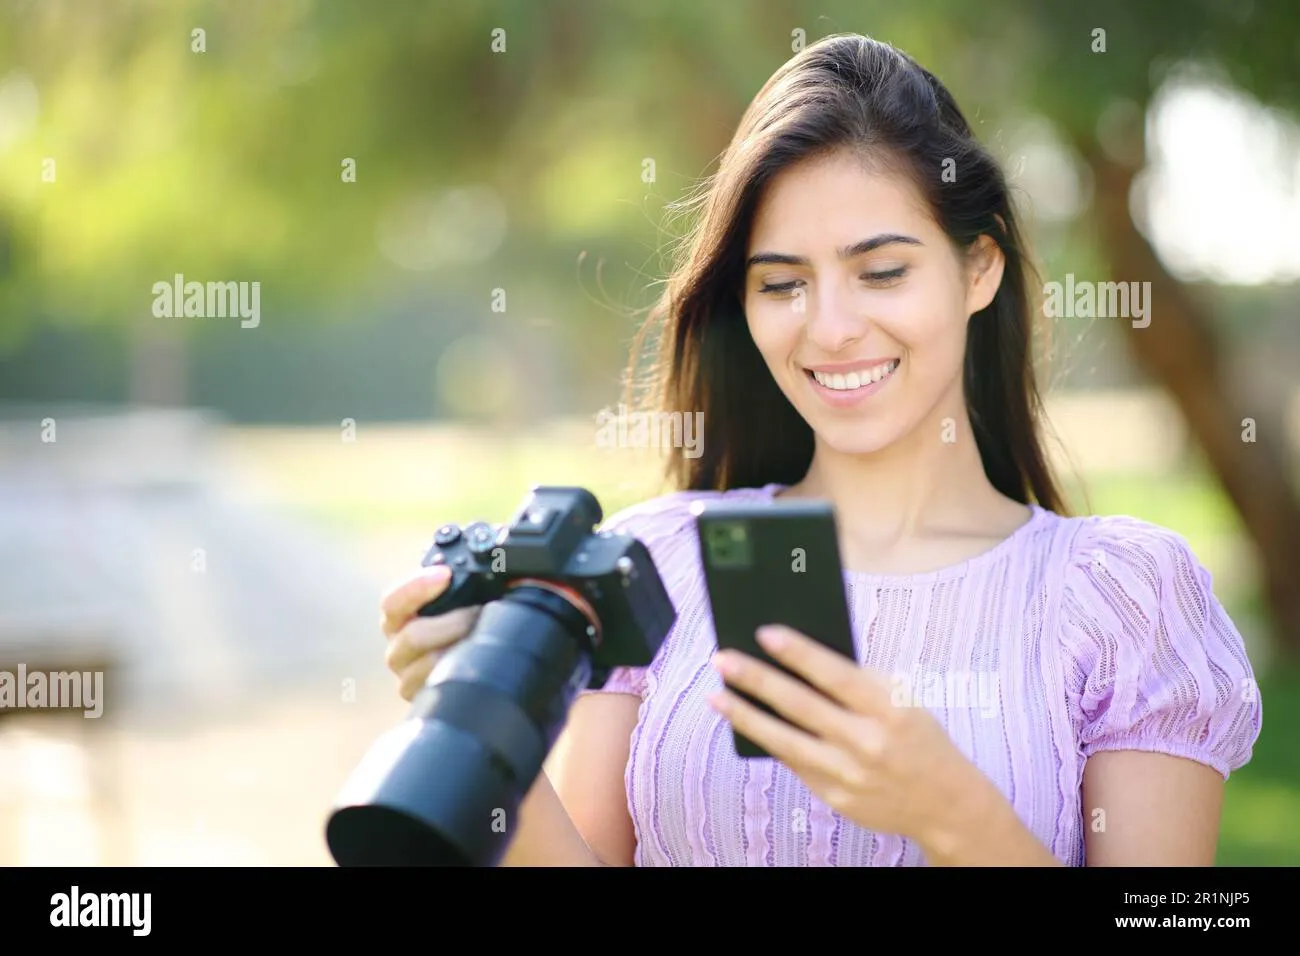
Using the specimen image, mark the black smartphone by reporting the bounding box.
[692,497,858,759]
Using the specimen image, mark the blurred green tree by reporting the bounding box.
[0,0,1297,657]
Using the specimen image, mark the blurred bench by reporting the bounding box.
[0,457,128,861]
[0,630,117,724]
[0,622,126,864]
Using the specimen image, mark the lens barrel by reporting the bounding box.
[325,585,595,867]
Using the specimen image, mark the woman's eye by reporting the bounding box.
[758,267,907,296]
[863,266,907,284]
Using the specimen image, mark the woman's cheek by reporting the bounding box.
[871,289,951,356]
[747,303,797,359]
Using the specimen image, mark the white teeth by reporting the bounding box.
[811,360,898,390]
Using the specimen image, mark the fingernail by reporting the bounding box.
[756,626,786,651]
[712,653,737,677]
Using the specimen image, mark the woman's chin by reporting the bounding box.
[810,422,903,458]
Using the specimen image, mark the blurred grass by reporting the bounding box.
[221,421,1299,865]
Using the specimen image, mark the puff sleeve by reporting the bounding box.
[1059,516,1262,779]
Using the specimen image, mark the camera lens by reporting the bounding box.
[325,584,596,867]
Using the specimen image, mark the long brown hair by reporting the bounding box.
[622,34,1069,515]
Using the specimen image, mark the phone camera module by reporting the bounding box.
[706,521,751,569]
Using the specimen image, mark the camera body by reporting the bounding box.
[416,485,674,682]
[324,486,676,868]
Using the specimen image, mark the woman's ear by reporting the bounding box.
[965,234,1005,317]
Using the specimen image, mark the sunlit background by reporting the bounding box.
[1,0,1298,866]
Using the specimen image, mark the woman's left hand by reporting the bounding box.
[708,624,989,849]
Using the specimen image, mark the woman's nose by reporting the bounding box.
[803,280,869,353]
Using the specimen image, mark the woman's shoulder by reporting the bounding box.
[598,484,777,542]
[1037,506,1217,601]
[1044,505,1231,634]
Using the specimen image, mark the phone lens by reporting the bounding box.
[706,521,750,568]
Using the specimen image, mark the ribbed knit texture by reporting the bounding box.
[580,483,1262,866]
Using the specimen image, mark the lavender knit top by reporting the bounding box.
[580,483,1263,866]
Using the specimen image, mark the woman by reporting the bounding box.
[380,34,1262,866]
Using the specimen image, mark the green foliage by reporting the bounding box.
[1217,663,1300,865]
[3,0,1297,354]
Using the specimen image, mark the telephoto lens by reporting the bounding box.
[325,584,596,867]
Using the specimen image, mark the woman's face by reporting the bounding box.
[742,150,1002,458]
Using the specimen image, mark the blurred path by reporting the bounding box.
[0,406,407,865]
[0,406,394,717]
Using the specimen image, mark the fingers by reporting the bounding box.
[379,565,452,638]
[384,605,482,674]
[709,686,850,779]
[388,605,482,701]
[398,656,435,702]
[754,625,889,715]
[712,649,848,742]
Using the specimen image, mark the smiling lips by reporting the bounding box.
[805,358,900,392]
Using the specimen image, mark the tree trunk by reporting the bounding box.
[128,320,187,408]
[1080,141,1300,665]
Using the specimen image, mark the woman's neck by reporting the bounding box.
[780,407,1025,553]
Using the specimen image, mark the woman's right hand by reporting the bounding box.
[380,564,484,701]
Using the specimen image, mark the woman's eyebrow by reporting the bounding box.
[745,233,922,269]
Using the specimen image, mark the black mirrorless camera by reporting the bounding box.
[324,486,675,867]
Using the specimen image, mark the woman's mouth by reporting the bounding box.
[803,358,900,405]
